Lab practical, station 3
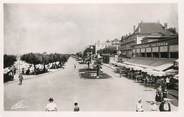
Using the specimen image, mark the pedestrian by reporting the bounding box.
[163,88,168,99]
[155,91,161,102]
[45,97,57,111]
[155,85,163,102]
[165,76,170,89]
[74,102,80,112]
[150,101,157,111]
[74,64,76,69]
[119,68,122,78]
[18,73,23,85]
[159,98,171,112]
[136,98,144,112]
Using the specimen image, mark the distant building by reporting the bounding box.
[105,40,112,48]
[95,39,120,53]
[111,38,120,50]
[95,40,106,52]
[120,21,177,58]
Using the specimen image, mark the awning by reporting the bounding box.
[153,63,173,71]
[165,69,178,75]
[144,68,166,76]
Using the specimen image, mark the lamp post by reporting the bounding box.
[117,50,121,62]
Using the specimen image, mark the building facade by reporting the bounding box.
[132,36,178,59]
[120,21,177,58]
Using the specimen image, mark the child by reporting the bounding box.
[150,101,157,111]
[45,98,57,111]
[74,102,80,112]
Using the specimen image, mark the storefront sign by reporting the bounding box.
[146,48,151,52]
[152,47,159,52]
[133,49,136,53]
[160,46,168,52]
[169,45,178,52]
[136,48,140,53]
[141,48,145,52]
[134,41,168,49]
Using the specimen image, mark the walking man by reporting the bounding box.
[18,73,23,85]
[166,76,170,89]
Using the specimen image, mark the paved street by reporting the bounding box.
[4,57,177,111]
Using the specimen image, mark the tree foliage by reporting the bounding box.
[97,47,117,55]
[21,53,70,66]
[167,27,177,34]
[83,46,96,58]
[21,53,42,65]
[76,52,83,58]
[4,54,17,68]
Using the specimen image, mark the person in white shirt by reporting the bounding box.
[150,101,157,111]
[45,98,57,111]
[136,98,144,112]
[166,77,170,89]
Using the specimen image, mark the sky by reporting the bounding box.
[4,3,178,55]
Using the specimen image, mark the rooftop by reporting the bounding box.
[135,22,174,36]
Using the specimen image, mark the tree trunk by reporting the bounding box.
[33,64,36,75]
[87,62,90,69]
[97,65,100,76]
[44,64,46,72]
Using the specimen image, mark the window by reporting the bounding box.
[170,52,178,58]
[161,52,169,58]
[153,53,159,58]
[147,53,151,57]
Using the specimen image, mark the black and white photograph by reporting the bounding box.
[3,3,179,112]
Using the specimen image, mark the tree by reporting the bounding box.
[83,47,92,58]
[21,53,70,73]
[4,54,17,68]
[97,47,117,55]
[42,54,50,72]
[96,59,102,77]
[21,53,42,73]
[76,52,83,58]
[167,27,177,34]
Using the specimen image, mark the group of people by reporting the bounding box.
[136,98,158,112]
[45,98,80,112]
[136,97,171,112]
[118,67,173,112]
[4,65,17,82]
[119,67,174,87]
[135,76,172,112]
[45,97,170,112]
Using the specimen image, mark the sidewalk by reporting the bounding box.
[102,63,178,111]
